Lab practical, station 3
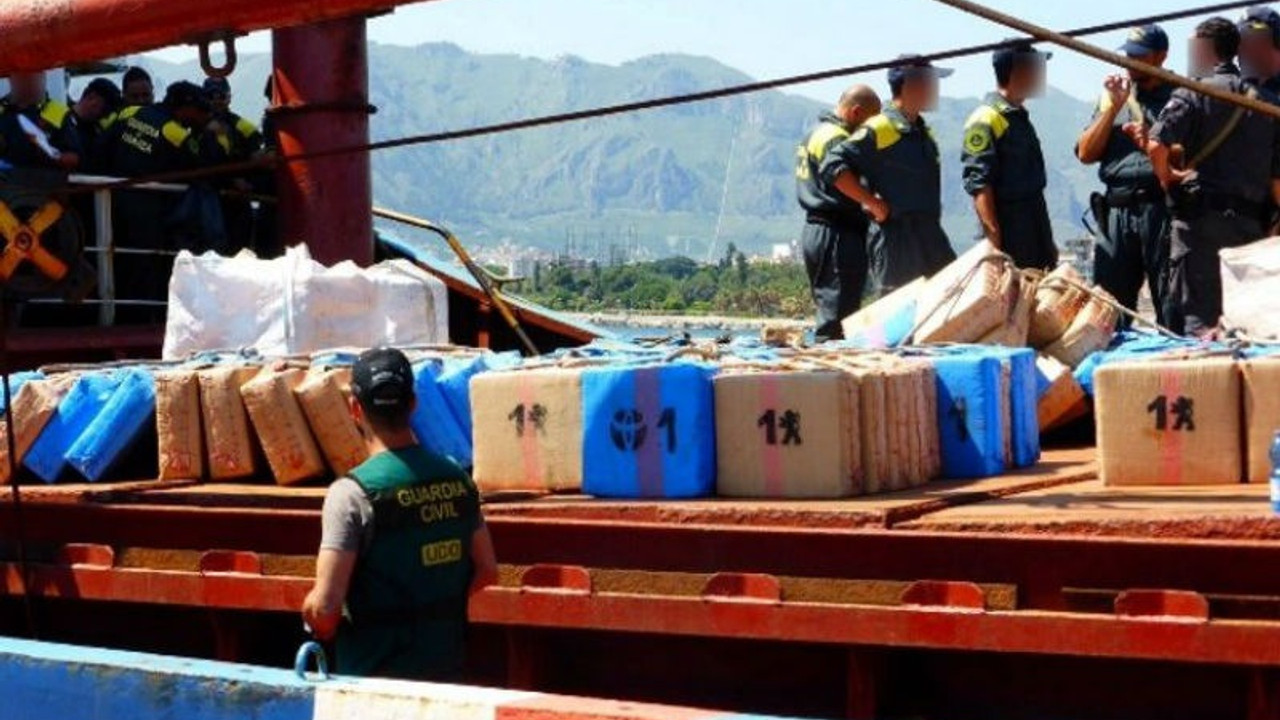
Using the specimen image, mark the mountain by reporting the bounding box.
[132,44,1098,259]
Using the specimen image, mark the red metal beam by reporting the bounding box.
[272,17,374,266]
[5,557,1280,668]
[0,0,439,73]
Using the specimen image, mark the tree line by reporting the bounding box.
[514,244,811,317]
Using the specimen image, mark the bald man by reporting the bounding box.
[795,84,882,341]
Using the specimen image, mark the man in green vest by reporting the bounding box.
[302,348,498,680]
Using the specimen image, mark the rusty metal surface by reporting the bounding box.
[0,0,438,73]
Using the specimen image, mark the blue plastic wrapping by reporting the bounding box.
[409,360,473,466]
[66,368,157,482]
[1073,331,1207,396]
[435,352,521,450]
[581,362,717,498]
[930,354,1007,479]
[24,371,124,483]
[981,347,1040,468]
[0,371,43,412]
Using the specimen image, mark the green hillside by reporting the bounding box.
[140,43,1099,258]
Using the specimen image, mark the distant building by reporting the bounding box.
[771,242,797,264]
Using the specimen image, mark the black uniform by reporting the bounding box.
[1087,83,1175,326]
[961,92,1058,270]
[1151,62,1280,335]
[0,96,81,170]
[796,112,871,341]
[207,110,265,253]
[833,104,955,295]
[75,112,117,174]
[99,104,204,321]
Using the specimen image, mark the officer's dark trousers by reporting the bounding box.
[112,190,176,324]
[996,195,1059,270]
[870,212,957,297]
[801,218,868,342]
[1168,208,1262,336]
[1094,198,1171,328]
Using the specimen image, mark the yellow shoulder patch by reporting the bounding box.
[161,121,190,149]
[805,122,851,162]
[235,116,259,138]
[864,115,902,151]
[119,106,143,120]
[39,100,70,129]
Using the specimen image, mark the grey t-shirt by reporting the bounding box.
[320,478,375,553]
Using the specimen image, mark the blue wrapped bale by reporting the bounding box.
[435,352,521,462]
[24,371,124,483]
[66,368,157,482]
[410,360,473,467]
[983,347,1040,468]
[581,363,716,499]
[931,354,1008,479]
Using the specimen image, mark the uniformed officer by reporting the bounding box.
[203,76,265,252]
[828,56,956,295]
[303,348,498,680]
[71,78,122,173]
[1076,24,1174,326]
[795,84,882,341]
[962,41,1058,270]
[121,67,155,108]
[0,71,82,172]
[1238,6,1280,93]
[100,81,214,321]
[1140,17,1280,337]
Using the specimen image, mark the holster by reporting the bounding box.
[1089,192,1111,241]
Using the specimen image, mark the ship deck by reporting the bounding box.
[5,446,1275,540]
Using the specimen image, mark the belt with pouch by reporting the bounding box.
[1104,184,1163,208]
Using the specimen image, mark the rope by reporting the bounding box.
[902,253,1017,346]
[1038,271,1182,339]
[20,0,1264,196]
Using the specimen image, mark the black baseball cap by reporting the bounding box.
[351,348,415,418]
[84,78,122,111]
[1240,6,1280,43]
[993,40,1053,68]
[1120,24,1170,56]
[887,54,954,86]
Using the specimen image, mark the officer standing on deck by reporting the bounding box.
[203,76,264,251]
[828,56,957,296]
[71,78,123,173]
[1076,25,1174,326]
[962,41,1058,270]
[795,85,882,341]
[303,349,498,680]
[0,71,82,172]
[1137,17,1280,338]
[1238,6,1280,93]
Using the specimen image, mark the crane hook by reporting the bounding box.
[198,34,239,79]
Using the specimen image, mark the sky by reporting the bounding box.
[144,0,1238,104]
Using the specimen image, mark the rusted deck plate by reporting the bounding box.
[904,478,1280,539]
[482,448,1098,528]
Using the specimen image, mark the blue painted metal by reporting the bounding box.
[1,637,315,720]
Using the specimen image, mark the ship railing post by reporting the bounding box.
[93,186,114,327]
[846,647,880,720]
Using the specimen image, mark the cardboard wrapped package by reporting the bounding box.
[714,370,861,499]
[1096,358,1241,486]
[241,368,327,486]
[978,273,1037,347]
[295,368,369,477]
[0,376,74,485]
[841,278,927,349]
[1241,357,1280,484]
[156,370,204,481]
[198,366,261,481]
[471,367,584,494]
[914,241,1017,344]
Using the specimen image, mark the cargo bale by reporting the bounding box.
[471,367,584,494]
[241,368,327,486]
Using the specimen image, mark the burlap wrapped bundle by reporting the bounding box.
[199,366,261,481]
[1044,290,1121,368]
[1035,355,1087,433]
[0,376,75,485]
[978,272,1038,347]
[914,242,1018,345]
[295,368,369,477]
[471,366,585,494]
[1241,357,1280,484]
[1029,265,1089,348]
[241,368,327,486]
[1096,357,1241,486]
[714,366,862,499]
[155,370,204,481]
